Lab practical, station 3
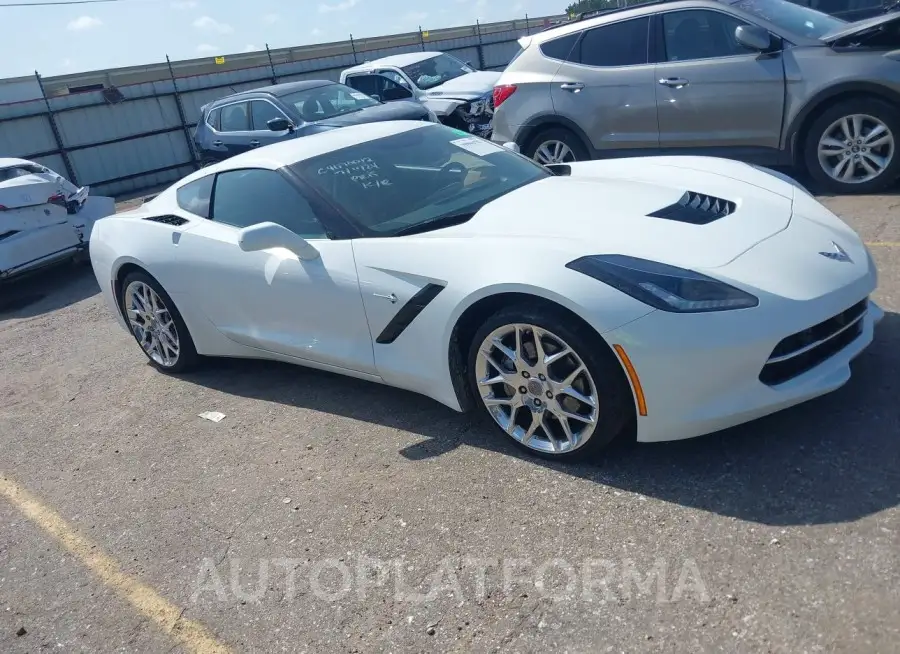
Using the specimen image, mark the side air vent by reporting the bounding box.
[144,214,189,226]
[647,191,736,225]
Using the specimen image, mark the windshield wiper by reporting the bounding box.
[393,211,476,236]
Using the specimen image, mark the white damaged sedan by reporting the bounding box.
[88,121,882,461]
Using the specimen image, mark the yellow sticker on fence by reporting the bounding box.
[214,56,225,64]
[422,30,429,38]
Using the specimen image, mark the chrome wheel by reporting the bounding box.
[474,323,599,455]
[817,114,895,185]
[534,140,576,165]
[124,281,180,367]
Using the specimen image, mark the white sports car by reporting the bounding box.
[88,121,882,461]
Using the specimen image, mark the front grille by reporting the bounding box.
[759,298,868,386]
[647,191,736,225]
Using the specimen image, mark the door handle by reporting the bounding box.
[559,82,584,92]
[249,140,261,147]
[373,292,398,304]
[211,140,223,147]
[658,77,689,88]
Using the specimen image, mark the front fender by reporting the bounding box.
[424,98,469,116]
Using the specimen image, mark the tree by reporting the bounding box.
[564,0,617,17]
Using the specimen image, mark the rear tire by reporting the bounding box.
[802,97,900,195]
[524,127,590,164]
[466,304,634,462]
[120,270,199,373]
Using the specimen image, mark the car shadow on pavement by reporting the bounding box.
[0,264,99,320]
[188,310,899,527]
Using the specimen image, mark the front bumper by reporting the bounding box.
[604,292,882,443]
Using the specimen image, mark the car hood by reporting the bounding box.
[314,100,428,128]
[819,12,900,44]
[434,156,800,270]
[423,71,502,100]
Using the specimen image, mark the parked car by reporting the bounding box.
[0,158,114,281]
[789,0,893,22]
[89,120,880,462]
[193,80,437,164]
[491,0,900,194]
[340,52,501,138]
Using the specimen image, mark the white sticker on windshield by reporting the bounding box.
[350,92,371,100]
[450,137,504,156]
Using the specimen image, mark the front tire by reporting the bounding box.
[524,127,589,165]
[466,305,634,462]
[120,270,198,373]
[802,97,900,194]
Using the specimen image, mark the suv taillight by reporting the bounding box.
[493,84,517,109]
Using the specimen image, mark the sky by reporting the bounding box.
[0,0,564,79]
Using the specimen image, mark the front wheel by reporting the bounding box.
[803,97,900,194]
[466,305,634,462]
[120,270,198,373]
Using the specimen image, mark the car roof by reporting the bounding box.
[214,79,335,103]
[524,0,732,43]
[0,157,36,169]
[167,120,434,189]
[342,51,439,74]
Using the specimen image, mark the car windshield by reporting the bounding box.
[729,0,846,38]
[401,53,476,91]
[278,83,380,122]
[290,124,550,236]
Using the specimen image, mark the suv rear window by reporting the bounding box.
[577,17,650,67]
[540,32,580,61]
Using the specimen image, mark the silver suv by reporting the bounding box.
[491,0,900,194]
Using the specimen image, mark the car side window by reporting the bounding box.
[662,10,756,62]
[205,107,221,130]
[210,168,329,239]
[576,17,650,67]
[175,174,214,219]
[345,74,379,96]
[540,32,580,62]
[219,102,250,132]
[250,100,288,130]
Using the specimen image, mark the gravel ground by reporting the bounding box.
[0,190,898,653]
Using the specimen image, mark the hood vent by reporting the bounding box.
[144,214,189,226]
[647,191,736,225]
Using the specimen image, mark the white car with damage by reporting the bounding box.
[1,157,115,281]
[88,121,881,461]
[340,52,500,138]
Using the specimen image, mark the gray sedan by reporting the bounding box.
[491,0,900,193]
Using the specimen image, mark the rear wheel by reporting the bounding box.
[803,97,900,194]
[466,305,633,462]
[524,127,590,164]
[120,270,198,373]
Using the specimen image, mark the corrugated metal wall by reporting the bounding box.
[0,16,551,199]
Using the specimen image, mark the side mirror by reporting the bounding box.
[238,221,320,260]
[735,25,772,52]
[267,117,294,132]
[502,142,520,154]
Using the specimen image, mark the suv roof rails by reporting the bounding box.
[579,0,685,19]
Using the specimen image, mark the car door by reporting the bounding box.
[550,16,660,154]
[210,101,254,160]
[248,99,294,148]
[653,8,786,152]
[173,167,376,374]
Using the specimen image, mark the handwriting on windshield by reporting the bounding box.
[318,156,393,190]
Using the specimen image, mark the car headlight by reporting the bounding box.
[566,255,759,313]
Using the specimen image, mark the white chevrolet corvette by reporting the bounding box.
[89,121,882,461]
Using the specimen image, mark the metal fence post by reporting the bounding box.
[349,33,359,64]
[166,55,199,170]
[418,26,426,51]
[475,20,486,70]
[525,13,531,35]
[34,71,77,185]
[265,44,278,84]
